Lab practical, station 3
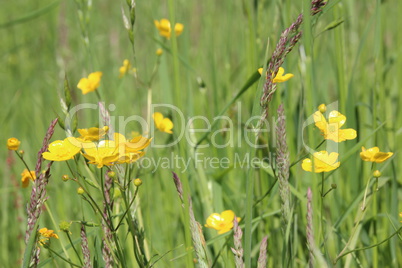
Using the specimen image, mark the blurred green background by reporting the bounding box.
[1,0,401,267]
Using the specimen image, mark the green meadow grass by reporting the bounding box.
[1,0,401,267]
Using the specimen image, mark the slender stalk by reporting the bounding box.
[372,177,379,268]
[65,232,83,265]
[14,151,35,181]
[115,187,139,230]
[334,207,367,264]
[335,227,402,263]
[45,247,82,268]
[44,203,73,267]
[167,0,182,111]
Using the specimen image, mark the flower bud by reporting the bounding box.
[318,104,326,113]
[59,221,72,232]
[331,183,337,189]
[373,170,381,178]
[7,137,21,150]
[107,171,116,178]
[19,150,24,156]
[113,187,122,199]
[134,178,142,187]
[156,48,163,56]
[62,175,70,182]
[77,187,85,195]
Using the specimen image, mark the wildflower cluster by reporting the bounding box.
[302,104,356,173]
[154,18,184,39]
[38,228,59,246]
[7,1,400,267]
[42,128,151,168]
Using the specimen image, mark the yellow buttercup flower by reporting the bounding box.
[119,59,131,78]
[7,137,21,150]
[38,228,59,246]
[205,210,241,234]
[360,147,393,163]
[21,169,36,188]
[81,140,120,168]
[112,133,151,164]
[301,151,340,173]
[154,18,184,39]
[77,126,109,142]
[313,109,357,142]
[42,137,81,161]
[258,67,294,83]
[77,71,103,95]
[153,112,173,134]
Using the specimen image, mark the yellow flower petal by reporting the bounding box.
[313,108,356,143]
[373,152,393,163]
[78,126,108,142]
[338,128,357,142]
[21,169,36,188]
[328,110,346,127]
[220,210,235,224]
[313,111,327,133]
[276,67,285,77]
[160,118,174,134]
[301,158,313,172]
[205,213,222,229]
[360,146,393,163]
[273,67,294,83]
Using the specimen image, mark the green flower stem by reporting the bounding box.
[372,176,379,268]
[147,87,152,137]
[95,90,102,102]
[45,247,82,268]
[167,0,182,111]
[320,172,327,256]
[69,175,114,232]
[334,205,367,264]
[44,203,72,265]
[115,186,139,230]
[100,168,112,220]
[210,235,232,268]
[119,186,147,266]
[333,4,347,113]
[322,187,335,198]
[14,151,35,180]
[65,232,83,266]
[334,227,402,264]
